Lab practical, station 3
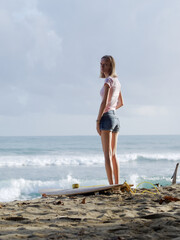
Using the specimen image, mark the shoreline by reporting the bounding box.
[0,184,180,239]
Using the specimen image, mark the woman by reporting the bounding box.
[96,55,124,185]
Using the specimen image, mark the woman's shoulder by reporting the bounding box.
[105,76,117,82]
[104,77,121,89]
[106,76,120,83]
[104,77,113,88]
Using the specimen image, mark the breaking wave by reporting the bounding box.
[0,153,179,167]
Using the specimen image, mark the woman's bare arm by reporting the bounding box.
[116,91,124,109]
[97,84,110,121]
[96,84,110,135]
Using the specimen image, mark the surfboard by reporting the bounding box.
[39,183,132,196]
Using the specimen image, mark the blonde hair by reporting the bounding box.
[100,55,118,78]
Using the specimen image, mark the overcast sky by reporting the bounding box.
[0,0,180,136]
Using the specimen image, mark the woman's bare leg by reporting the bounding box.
[101,130,113,185]
[111,132,119,184]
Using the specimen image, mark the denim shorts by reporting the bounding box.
[100,110,120,133]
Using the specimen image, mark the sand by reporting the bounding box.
[0,184,180,240]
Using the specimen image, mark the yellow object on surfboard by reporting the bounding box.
[72,183,79,189]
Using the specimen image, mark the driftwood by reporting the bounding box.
[171,163,179,184]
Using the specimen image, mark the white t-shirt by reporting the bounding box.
[100,76,121,113]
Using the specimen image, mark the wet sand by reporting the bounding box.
[0,184,180,240]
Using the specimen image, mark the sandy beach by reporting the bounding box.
[0,184,180,240]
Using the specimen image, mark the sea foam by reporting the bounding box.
[0,152,179,167]
[0,174,80,202]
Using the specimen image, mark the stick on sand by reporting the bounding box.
[171,163,179,184]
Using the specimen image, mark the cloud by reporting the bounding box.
[0,0,62,115]
[133,105,169,117]
[0,0,180,135]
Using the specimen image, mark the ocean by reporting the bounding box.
[0,135,179,202]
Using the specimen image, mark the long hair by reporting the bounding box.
[100,55,118,78]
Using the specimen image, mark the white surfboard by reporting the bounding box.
[39,184,128,196]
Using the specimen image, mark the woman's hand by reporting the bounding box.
[96,121,101,136]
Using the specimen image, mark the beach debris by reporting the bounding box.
[57,195,66,199]
[53,200,64,205]
[81,198,86,204]
[42,193,47,198]
[0,204,3,208]
[122,181,160,195]
[171,163,179,184]
[121,182,134,193]
[69,196,77,199]
[159,195,180,204]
